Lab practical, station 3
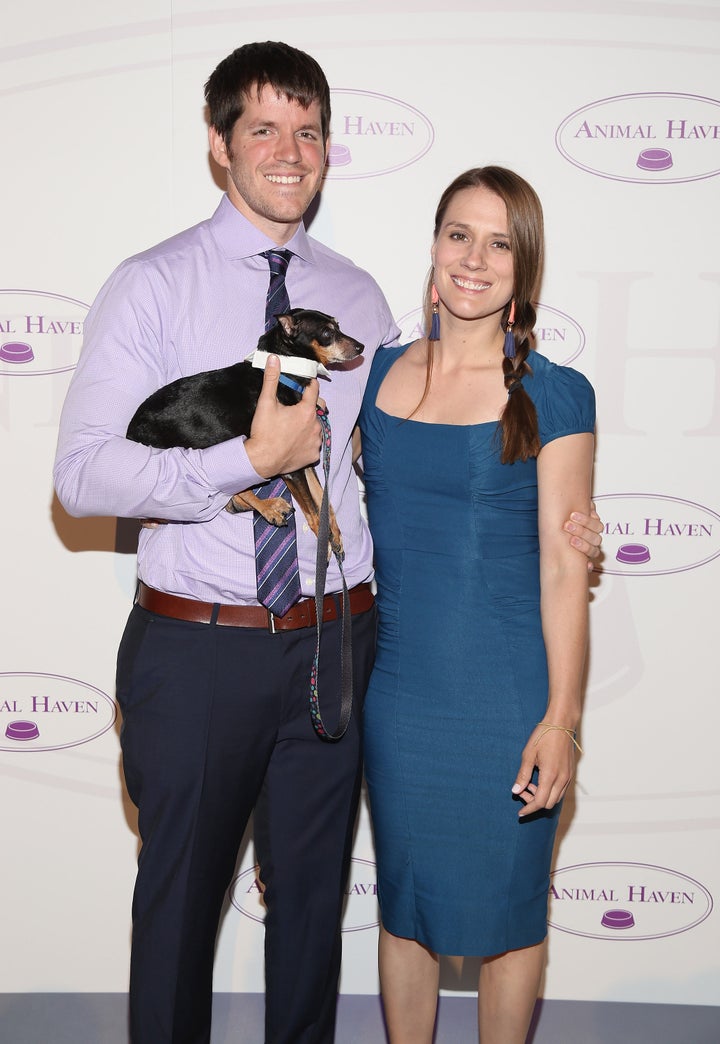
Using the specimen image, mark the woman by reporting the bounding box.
[359,167,595,1043]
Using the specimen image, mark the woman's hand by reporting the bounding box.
[511,723,577,817]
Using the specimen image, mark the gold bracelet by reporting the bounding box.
[534,721,583,754]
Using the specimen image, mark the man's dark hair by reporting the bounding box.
[205,41,331,145]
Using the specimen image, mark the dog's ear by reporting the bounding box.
[277,314,297,338]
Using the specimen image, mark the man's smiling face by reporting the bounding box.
[209,85,327,244]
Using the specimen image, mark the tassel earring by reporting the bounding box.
[429,284,440,341]
[503,299,516,359]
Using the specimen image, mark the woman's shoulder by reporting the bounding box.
[524,350,596,442]
[361,342,411,418]
[369,341,413,372]
[365,341,414,392]
[525,350,595,404]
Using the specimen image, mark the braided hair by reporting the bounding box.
[421,166,544,463]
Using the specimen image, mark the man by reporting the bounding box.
[54,41,601,1044]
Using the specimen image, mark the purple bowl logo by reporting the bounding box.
[594,493,720,576]
[395,301,585,366]
[230,856,378,932]
[0,289,89,376]
[556,93,720,184]
[600,909,635,930]
[325,89,434,180]
[549,862,713,941]
[0,672,117,752]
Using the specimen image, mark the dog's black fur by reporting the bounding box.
[126,308,363,551]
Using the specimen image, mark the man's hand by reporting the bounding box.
[245,355,323,478]
[563,502,603,571]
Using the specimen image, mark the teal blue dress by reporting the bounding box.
[359,345,595,956]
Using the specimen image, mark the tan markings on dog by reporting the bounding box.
[284,469,343,560]
[309,335,364,368]
[226,490,294,526]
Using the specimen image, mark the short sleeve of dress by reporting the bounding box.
[524,352,596,447]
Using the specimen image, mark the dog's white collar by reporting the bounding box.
[247,349,331,380]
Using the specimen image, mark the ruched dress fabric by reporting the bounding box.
[359,345,595,957]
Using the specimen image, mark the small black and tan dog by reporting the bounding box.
[127,308,364,553]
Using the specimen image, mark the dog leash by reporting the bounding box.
[309,404,353,741]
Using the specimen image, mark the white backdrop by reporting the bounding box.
[2,0,719,1039]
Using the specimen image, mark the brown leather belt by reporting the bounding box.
[136,581,374,632]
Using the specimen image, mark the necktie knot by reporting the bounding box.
[261,249,292,332]
[262,249,292,278]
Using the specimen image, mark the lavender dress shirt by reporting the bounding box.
[54,194,399,604]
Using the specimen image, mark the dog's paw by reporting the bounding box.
[225,492,293,525]
[259,498,294,527]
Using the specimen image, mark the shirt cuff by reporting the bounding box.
[198,437,265,496]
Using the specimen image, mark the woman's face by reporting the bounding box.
[431,185,514,329]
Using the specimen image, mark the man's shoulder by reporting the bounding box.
[128,216,213,267]
[91,215,221,309]
[306,235,380,288]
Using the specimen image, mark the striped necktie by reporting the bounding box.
[253,250,302,617]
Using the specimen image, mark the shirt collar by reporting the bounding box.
[210,193,315,265]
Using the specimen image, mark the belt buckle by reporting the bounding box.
[267,609,277,634]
